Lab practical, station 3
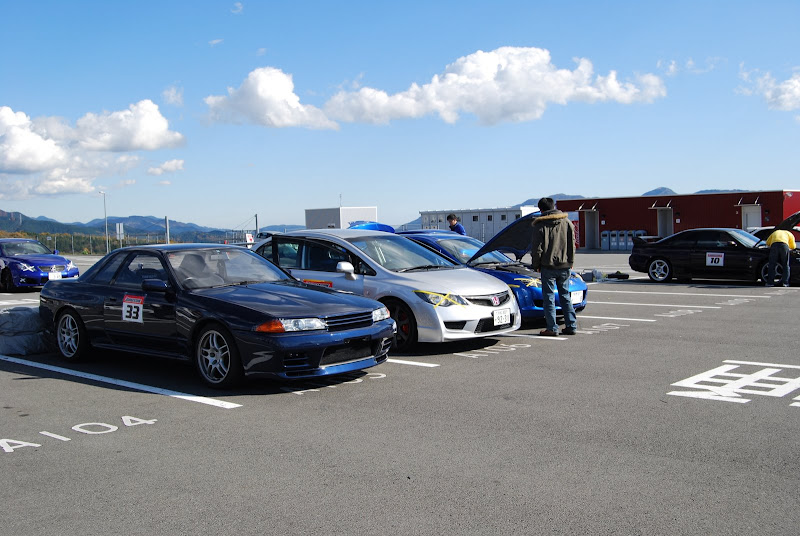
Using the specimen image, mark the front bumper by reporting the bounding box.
[13,269,79,287]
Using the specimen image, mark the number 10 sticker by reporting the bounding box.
[706,252,724,267]
[122,295,144,323]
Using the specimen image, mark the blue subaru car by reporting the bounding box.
[0,238,80,291]
[399,226,588,321]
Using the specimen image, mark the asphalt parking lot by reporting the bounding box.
[2,253,799,534]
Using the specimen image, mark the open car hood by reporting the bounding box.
[467,212,538,263]
[775,210,800,231]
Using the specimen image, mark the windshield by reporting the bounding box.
[347,234,456,271]
[434,236,514,265]
[730,229,761,248]
[166,247,291,289]
[1,241,52,256]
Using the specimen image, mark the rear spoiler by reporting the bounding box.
[633,235,661,244]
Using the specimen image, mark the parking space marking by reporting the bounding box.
[578,315,656,322]
[504,333,568,341]
[594,301,721,309]
[0,355,242,409]
[588,290,771,298]
[386,358,440,367]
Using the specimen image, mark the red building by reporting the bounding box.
[555,190,800,249]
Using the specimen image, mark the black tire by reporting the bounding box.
[55,309,90,361]
[647,258,673,283]
[760,262,782,285]
[1,269,16,292]
[384,299,418,351]
[194,323,243,388]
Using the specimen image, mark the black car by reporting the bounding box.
[39,244,395,388]
[629,225,799,285]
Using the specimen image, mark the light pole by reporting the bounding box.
[99,190,109,254]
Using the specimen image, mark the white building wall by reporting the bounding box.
[305,207,378,229]
[419,206,538,241]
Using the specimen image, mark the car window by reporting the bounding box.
[662,233,696,247]
[436,237,512,264]
[274,239,300,268]
[115,253,169,288]
[729,229,760,248]
[166,248,290,289]
[694,231,729,248]
[1,241,52,256]
[302,242,350,272]
[347,234,455,271]
[90,253,128,285]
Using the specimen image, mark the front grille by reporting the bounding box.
[464,291,511,307]
[324,311,373,331]
[320,337,373,365]
[475,313,515,333]
[39,265,66,272]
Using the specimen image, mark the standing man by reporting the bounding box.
[765,228,795,287]
[530,197,577,336]
[447,214,466,235]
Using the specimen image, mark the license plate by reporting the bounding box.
[48,272,62,281]
[493,308,510,326]
[570,291,583,304]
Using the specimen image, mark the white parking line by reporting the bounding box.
[588,290,771,298]
[0,355,242,409]
[594,301,721,309]
[578,315,656,322]
[504,333,568,341]
[386,358,440,367]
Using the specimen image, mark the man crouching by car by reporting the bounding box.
[531,197,577,337]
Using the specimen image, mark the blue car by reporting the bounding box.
[399,225,588,321]
[0,238,79,292]
[39,244,395,388]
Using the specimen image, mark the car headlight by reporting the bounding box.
[513,277,541,288]
[67,260,76,270]
[570,272,584,282]
[414,290,468,307]
[14,262,36,272]
[255,318,327,333]
[372,306,391,322]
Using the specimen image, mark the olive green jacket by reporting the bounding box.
[530,210,575,271]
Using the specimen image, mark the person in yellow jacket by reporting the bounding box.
[765,229,796,286]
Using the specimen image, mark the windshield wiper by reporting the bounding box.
[396,265,452,272]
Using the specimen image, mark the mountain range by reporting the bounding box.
[0,188,751,239]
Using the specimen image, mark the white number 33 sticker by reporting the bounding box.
[122,295,144,323]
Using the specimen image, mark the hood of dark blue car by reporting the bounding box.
[468,213,538,263]
[6,254,71,266]
[193,281,379,318]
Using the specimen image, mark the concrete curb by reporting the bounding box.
[0,306,54,355]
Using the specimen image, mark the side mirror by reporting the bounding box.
[53,249,59,255]
[337,261,357,280]
[142,279,169,292]
[727,241,738,247]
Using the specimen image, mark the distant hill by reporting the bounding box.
[642,187,677,196]
[693,189,750,194]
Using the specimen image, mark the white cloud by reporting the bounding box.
[163,85,184,106]
[231,2,243,14]
[205,67,339,129]
[0,107,67,173]
[0,102,183,199]
[739,67,800,113]
[158,180,171,186]
[209,39,224,47]
[76,100,185,151]
[148,159,185,175]
[325,46,666,125]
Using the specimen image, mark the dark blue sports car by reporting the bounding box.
[39,244,395,388]
[399,226,588,321]
[1,238,79,291]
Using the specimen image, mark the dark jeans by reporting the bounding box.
[541,267,577,332]
[768,243,790,286]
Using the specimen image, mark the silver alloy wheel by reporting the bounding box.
[197,329,231,383]
[761,263,783,285]
[648,259,671,282]
[57,313,80,358]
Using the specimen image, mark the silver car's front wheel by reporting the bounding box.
[195,324,243,388]
[647,258,672,282]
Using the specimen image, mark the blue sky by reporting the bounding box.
[1,1,799,230]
